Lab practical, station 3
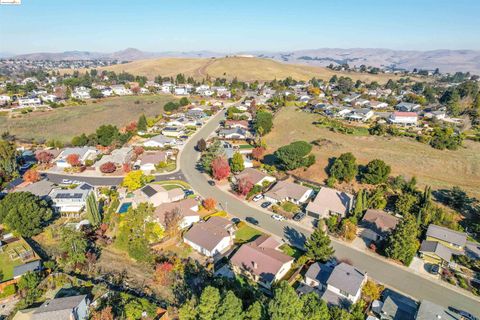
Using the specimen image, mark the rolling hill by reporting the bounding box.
[70,56,409,83]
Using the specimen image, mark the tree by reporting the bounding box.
[122,170,153,191]
[274,141,314,170]
[179,97,190,106]
[251,146,266,160]
[200,140,225,174]
[237,178,254,196]
[268,281,303,320]
[305,226,334,262]
[198,286,221,320]
[0,139,18,178]
[96,124,120,147]
[245,301,265,320]
[395,193,419,216]
[71,133,89,147]
[137,114,148,132]
[179,298,198,320]
[100,162,116,173]
[353,189,366,218]
[17,271,42,304]
[23,169,40,183]
[155,261,174,286]
[361,159,391,185]
[340,219,357,241]
[329,306,351,320]
[164,101,180,112]
[215,291,244,320]
[329,153,358,183]
[362,279,383,303]
[196,138,207,152]
[230,152,245,173]
[35,151,54,164]
[89,88,103,99]
[211,156,230,180]
[91,306,114,320]
[430,127,463,150]
[254,111,273,135]
[125,122,137,133]
[59,227,88,268]
[86,192,101,226]
[133,146,144,156]
[385,214,420,265]
[300,292,330,320]
[0,192,52,237]
[203,198,216,211]
[66,153,81,167]
[164,208,182,236]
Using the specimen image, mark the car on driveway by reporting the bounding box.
[252,194,263,202]
[293,211,306,221]
[429,264,440,275]
[245,217,259,225]
[271,214,285,221]
[208,180,216,186]
[184,189,194,196]
[261,201,272,208]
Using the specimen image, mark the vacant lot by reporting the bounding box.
[0,95,175,143]
[265,107,480,198]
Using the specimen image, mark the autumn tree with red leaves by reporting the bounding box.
[155,262,174,286]
[66,153,81,166]
[211,156,230,180]
[134,146,144,156]
[203,198,217,211]
[125,121,137,133]
[100,162,116,173]
[237,178,254,196]
[251,146,266,160]
[122,163,131,173]
[91,306,114,320]
[36,151,54,164]
[23,169,40,183]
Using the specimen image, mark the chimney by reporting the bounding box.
[252,261,258,269]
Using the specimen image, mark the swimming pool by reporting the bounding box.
[118,202,132,214]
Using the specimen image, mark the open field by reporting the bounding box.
[0,95,175,143]
[265,107,480,198]
[62,56,411,83]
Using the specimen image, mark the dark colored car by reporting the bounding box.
[208,180,216,186]
[261,201,272,208]
[184,189,194,196]
[293,211,306,221]
[246,217,259,225]
[231,217,240,224]
[448,307,478,320]
[429,264,440,275]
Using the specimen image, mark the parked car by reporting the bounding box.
[184,189,194,196]
[293,211,306,221]
[246,217,259,225]
[448,307,478,320]
[61,179,73,184]
[261,201,272,208]
[208,180,216,186]
[271,214,285,221]
[429,264,440,275]
[231,217,240,224]
[252,194,263,202]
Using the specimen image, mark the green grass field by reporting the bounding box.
[0,95,176,143]
[0,238,39,281]
[235,224,264,244]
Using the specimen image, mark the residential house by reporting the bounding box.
[419,240,453,266]
[415,300,461,320]
[0,94,12,105]
[369,101,389,109]
[321,263,367,307]
[16,179,55,199]
[346,108,374,122]
[174,86,188,95]
[264,180,314,205]
[13,260,43,280]
[218,128,249,140]
[101,87,113,97]
[132,184,184,207]
[371,289,418,320]
[352,98,370,107]
[303,262,335,291]
[183,217,236,257]
[166,117,197,128]
[360,209,400,242]
[111,84,131,95]
[306,187,353,220]
[186,108,207,120]
[18,97,41,107]
[388,112,418,126]
[419,224,467,265]
[143,135,177,148]
[395,102,420,112]
[49,183,93,214]
[225,120,249,130]
[162,126,185,138]
[72,87,90,100]
[13,295,90,320]
[230,235,294,289]
[40,94,57,103]
[154,198,200,229]
[137,150,169,173]
[94,147,133,171]
[55,147,98,168]
[234,168,276,187]
[343,94,361,103]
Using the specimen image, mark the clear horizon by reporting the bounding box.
[1,0,480,54]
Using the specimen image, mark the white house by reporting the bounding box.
[143,135,177,148]
[154,198,201,229]
[0,95,11,105]
[388,112,418,126]
[49,183,93,214]
[101,87,113,97]
[162,126,185,137]
[264,180,313,204]
[40,94,58,103]
[72,87,90,100]
[18,97,41,107]
[322,263,367,306]
[183,217,236,257]
[55,147,99,168]
[369,101,388,109]
[111,85,132,96]
[346,108,374,122]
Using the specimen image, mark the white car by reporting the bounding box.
[252,194,263,202]
[61,179,73,184]
[271,214,285,221]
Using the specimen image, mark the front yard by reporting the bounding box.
[234,223,264,244]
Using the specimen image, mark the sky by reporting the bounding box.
[0,0,479,54]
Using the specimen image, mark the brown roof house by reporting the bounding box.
[183,217,236,257]
[132,184,184,207]
[305,187,353,220]
[230,235,294,289]
[154,198,200,229]
[264,180,313,205]
[137,150,170,173]
[360,209,400,242]
[234,168,276,187]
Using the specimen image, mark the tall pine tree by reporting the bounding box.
[86,192,101,226]
[385,214,420,265]
[305,225,335,262]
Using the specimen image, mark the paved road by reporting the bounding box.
[45,171,186,186]
[180,110,480,315]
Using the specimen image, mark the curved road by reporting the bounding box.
[180,110,480,315]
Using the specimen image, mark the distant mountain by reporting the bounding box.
[8,47,480,74]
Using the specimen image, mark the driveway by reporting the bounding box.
[179,108,480,316]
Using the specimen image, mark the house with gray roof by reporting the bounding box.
[419,240,453,266]
[143,134,177,148]
[183,217,235,257]
[94,147,133,171]
[306,187,353,220]
[321,262,367,307]
[218,127,249,140]
[415,300,461,320]
[395,102,421,112]
[17,179,55,198]
[13,260,42,279]
[361,209,400,242]
[55,147,98,168]
[264,180,313,205]
[425,224,467,252]
[304,262,334,291]
[15,294,90,320]
[372,289,418,320]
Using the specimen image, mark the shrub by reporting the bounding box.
[100,162,116,173]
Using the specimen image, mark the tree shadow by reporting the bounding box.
[262,153,278,166]
[283,225,307,249]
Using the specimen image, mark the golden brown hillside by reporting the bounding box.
[62,56,409,83]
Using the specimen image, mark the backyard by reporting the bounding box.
[0,95,176,143]
[265,107,480,198]
[0,238,40,281]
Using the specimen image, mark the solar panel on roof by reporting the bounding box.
[141,185,157,197]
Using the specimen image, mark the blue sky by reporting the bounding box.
[0,0,479,53]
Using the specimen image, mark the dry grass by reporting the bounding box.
[265,107,480,198]
[0,95,175,143]
[61,56,410,83]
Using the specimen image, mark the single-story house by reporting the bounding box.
[343,94,361,103]
[369,101,389,109]
[305,187,353,220]
[183,217,236,257]
[143,135,177,148]
[132,184,184,207]
[388,112,418,126]
[234,168,276,187]
[13,260,43,279]
[186,108,207,119]
[13,294,90,320]
[415,300,460,320]
[154,198,200,229]
[162,126,185,137]
[111,84,132,95]
[137,151,169,173]
[264,181,313,205]
[360,209,400,242]
[218,128,249,140]
[49,183,93,214]
[371,289,418,320]
[16,179,55,198]
[55,147,99,168]
[346,108,374,122]
[225,120,249,129]
[322,263,367,307]
[230,235,294,289]
[94,147,133,171]
[395,102,420,112]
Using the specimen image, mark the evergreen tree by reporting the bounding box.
[268,281,303,320]
[198,286,221,320]
[178,299,198,320]
[361,159,391,185]
[385,214,420,265]
[300,292,330,320]
[353,189,365,218]
[230,152,245,173]
[305,226,335,262]
[86,192,101,226]
[245,301,265,320]
[215,291,244,320]
[329,153,358,183]
[137,114,147,131]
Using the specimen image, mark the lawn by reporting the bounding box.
[265,107,480,198]
[155,180,191,189]
[0,238,39,281]
[0,95,176,143]
[235,223,264,244]
[279,244,305,260]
